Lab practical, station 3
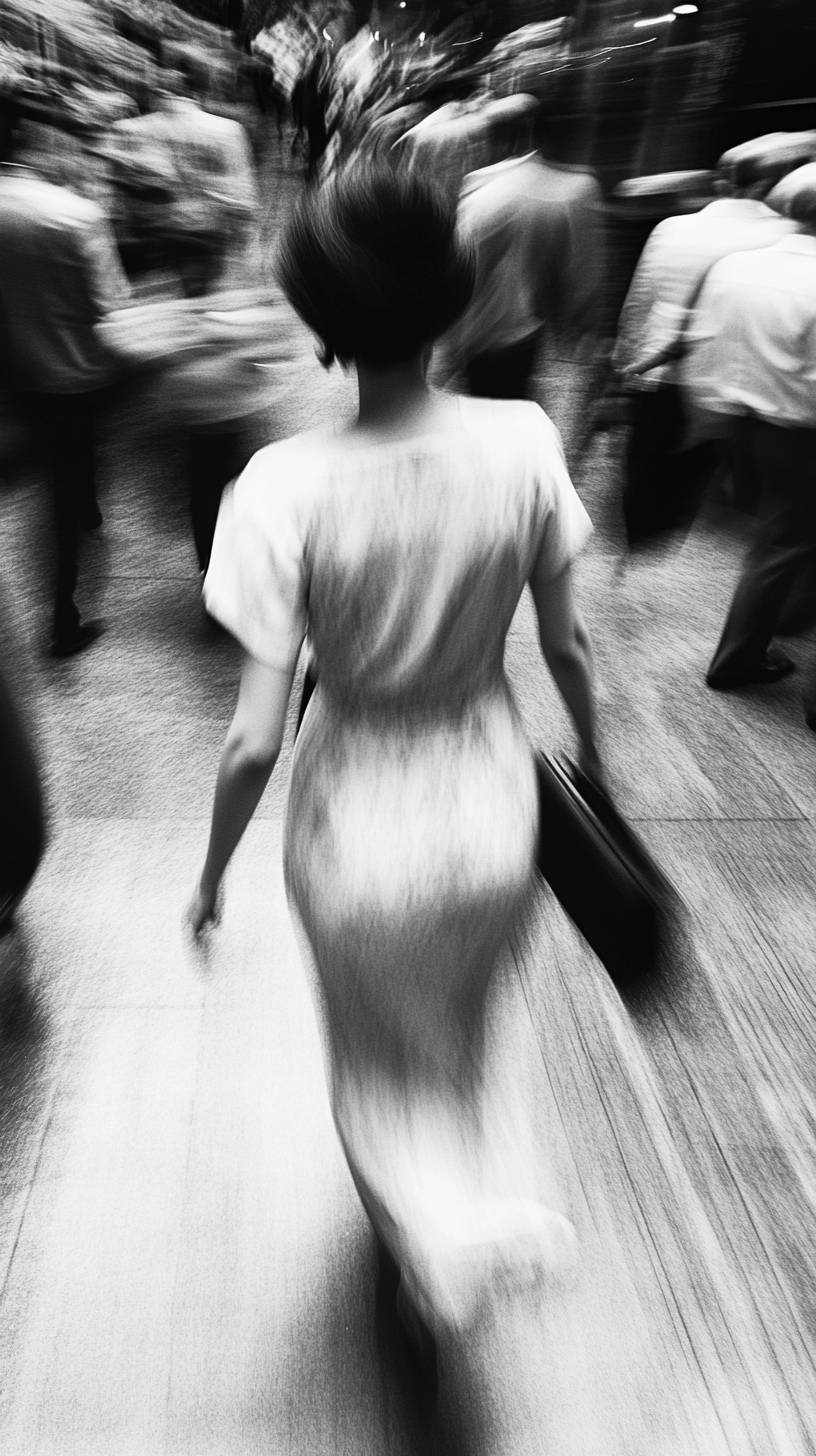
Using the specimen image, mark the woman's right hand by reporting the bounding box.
[578,744,610,795]
[184,877,224,941]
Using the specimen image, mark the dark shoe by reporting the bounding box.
[50,619,106,659]
[806,711,816,733]
[706,649,796,690]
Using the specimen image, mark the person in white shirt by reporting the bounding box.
[612,133,811,548]
[683,163,816,714]
[614,134,813,381]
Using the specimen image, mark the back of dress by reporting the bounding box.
[205,396,588,704]
[203,394,591,1331]
[307,398,557,713]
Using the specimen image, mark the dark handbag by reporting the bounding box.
[535,753,677,995]
[621,383,718,548]
[619,262,720,551]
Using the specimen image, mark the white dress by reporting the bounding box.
[204,396,592,1331]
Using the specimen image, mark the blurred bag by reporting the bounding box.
[619,262,719,550]
[535,753,677,995]
[621,384,719,548]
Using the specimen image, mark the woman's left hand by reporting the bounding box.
[185,877,223,940]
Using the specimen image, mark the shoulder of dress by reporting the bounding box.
[234,434,328,507]
[468,396,554,445]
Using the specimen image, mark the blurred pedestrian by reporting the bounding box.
[683,163,816,708]
[187,165,603,1379]
[614,133,811,548]
[0,89,129,657]
[109,53,260,297]
[436,93,605,459]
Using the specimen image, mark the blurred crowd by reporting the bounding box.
[2,0,816,967]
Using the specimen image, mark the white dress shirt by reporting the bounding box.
[681,233,816,426]
[613,198,796,385]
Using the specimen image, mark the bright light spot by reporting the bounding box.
[673,3,698,11]
[398,1,406,7]
[374,29,380,39]
[634,12,676,25]
[322,27,331,40]
[419,31,426,43]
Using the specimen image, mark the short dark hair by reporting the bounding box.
[766,161,816,228]
[276,162,475,368]
[718,133,816,195]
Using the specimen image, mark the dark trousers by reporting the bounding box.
[0,662,46,927]
[188,427,253,573]
[19,391,99,641]
[465,334,539,401]
[709,416,816,678]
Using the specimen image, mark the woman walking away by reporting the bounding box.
[187,162,605,1382]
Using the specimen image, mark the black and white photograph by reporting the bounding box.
[0,1,814,1452]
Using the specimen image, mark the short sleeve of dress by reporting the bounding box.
[202,449,308,671]
[528,406,593,579]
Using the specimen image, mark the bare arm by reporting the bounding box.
[529,557,604,782]
[187,654,295,935]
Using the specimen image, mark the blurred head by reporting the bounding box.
[717,132,816,198]
[484,93,538,165]
[765,162,816,230]
[170,47,211,100]
[277,162,475,369]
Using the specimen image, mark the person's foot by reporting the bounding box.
[49,619,106,659]
[706,649,796,690]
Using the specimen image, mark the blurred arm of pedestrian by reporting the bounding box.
[613,224,684,380]
[550,178,607,465]
[678,261,740,438]
[431,206,518,388]
[203,119,260,231]
[71,192,134,378]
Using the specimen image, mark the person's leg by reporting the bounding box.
[707,420,816,684]
[0,661,46,932]
[804,655,816,731]
[777,548,816,635]
[188,425,252,573]
[21,393,81,645]
[67,389,102,530]
[465,335,539,401]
